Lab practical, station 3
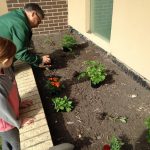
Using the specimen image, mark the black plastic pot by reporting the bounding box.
[91,81,102,88]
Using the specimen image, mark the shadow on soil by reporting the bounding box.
[105,70,117,84]
[32,67,73,144]
[32,67,94,149]
[33,41,88,71]
[119,131,150,150]
[119,134,133,150]
[134,130,150,150]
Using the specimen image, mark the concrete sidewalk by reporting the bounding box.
[15,62,53,150]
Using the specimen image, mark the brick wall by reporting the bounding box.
[6,0,68,35]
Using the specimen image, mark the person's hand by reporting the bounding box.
[21,117,34,127]
[42,55,51,64]
[39,63,51,68]
[39,55,51,68]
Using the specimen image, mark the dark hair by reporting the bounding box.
[24,3,45,19]
[0,37,16,61]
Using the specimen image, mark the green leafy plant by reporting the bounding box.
[144,117,150,143]
[61,34,77,51]
[78,60,106,85]
[52,96,73,112]
[110,136,124,150]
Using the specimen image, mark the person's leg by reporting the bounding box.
[2,139,12,150]
[0,128,20,150]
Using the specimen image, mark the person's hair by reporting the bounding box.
[0,37,16,62]
[24,3,45,19]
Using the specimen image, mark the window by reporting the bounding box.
[91,0,113,41]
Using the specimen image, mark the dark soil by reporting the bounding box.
[32,31,150,150]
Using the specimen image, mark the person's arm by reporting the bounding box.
[0,86,21,129]
[11,26,42,67]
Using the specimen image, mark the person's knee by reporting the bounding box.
[49,143,74,150]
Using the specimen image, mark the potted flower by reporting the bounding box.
[61,34,77,52]
[78,60,107,88]
[52,96,73,112]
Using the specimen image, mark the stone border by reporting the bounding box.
[15,62,53,150]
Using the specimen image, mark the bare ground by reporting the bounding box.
[32,31,150,150]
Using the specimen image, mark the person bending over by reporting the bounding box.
[0,3,50,67]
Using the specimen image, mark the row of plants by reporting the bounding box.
[61,35,107,86]
[44,35,126,148]
[45,76,74,112]
[46,74,125,150]
[44,56,127,149]
[45,59,107,113]
[45,34,150,149]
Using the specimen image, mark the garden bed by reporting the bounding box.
[32,31,150,150]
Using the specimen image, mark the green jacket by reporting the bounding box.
[0,9,42,66]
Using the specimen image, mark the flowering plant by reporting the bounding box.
[45,77,64,94]
[48,77,61,87]
[103,144,110,150]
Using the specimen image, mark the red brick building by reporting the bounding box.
[6,0,68,35]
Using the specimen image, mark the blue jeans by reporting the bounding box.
[0,128,20,150]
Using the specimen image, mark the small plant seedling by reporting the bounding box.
[97,112,128,123]
[108,115,128,123]
[117,116,128,123]
[78,60,106,85]
[61,34,77,51]
[144,117,150,143]
[52,96,73,112]
[110,136,124,150]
